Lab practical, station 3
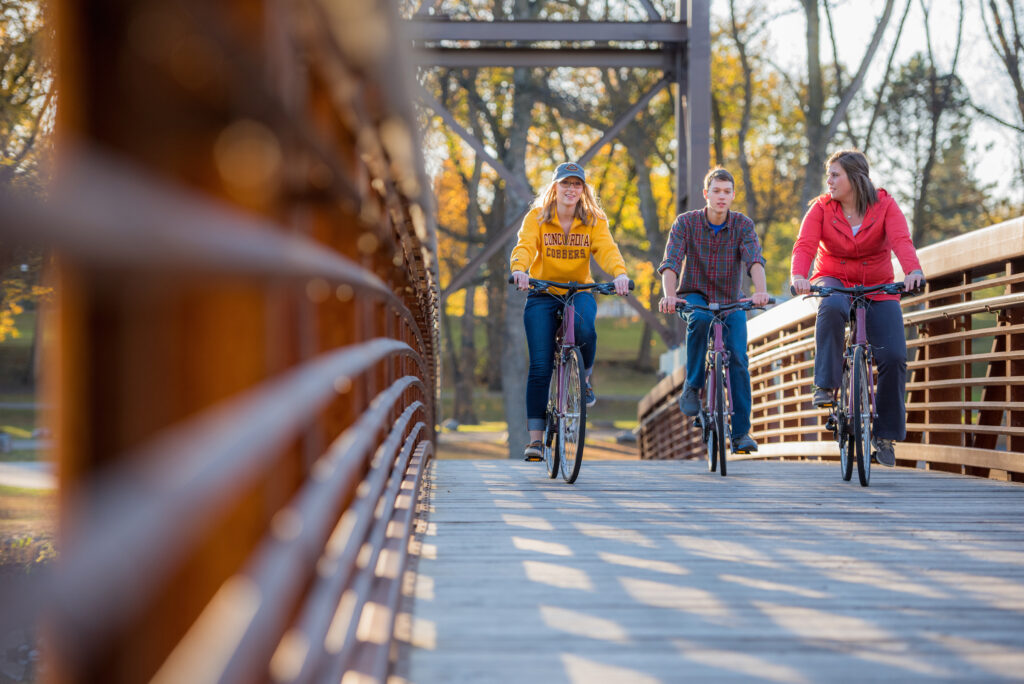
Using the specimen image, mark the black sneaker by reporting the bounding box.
[678,384,700,416]
[732,433,758,453]
[585,384,596,408]
[812,387,835,408]
[523,441,544,462]
[872,438,896,467]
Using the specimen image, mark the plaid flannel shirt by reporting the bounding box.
[657,209,766,304]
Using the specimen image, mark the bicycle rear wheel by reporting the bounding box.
[838,365,853,481]
[544,367,560,479]
[559,346,587,483]
[852,347,872,487]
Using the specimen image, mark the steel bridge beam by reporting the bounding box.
[407,20,686,43]
[410,48,674,69]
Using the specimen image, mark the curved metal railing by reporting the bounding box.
[0,1,437,682]
[640,216,1024,482]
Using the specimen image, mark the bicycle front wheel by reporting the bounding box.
[559,346,587,483]
[838,364,853,481]
[715,353,728,477]
[544,367,560,479]
[852,347,872,487]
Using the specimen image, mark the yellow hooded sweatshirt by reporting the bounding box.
[509,207,627,289]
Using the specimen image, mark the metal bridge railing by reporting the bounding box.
[0,1,437,682]
[639,216,1024,483]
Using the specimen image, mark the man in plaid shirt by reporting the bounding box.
[657,168,769,454]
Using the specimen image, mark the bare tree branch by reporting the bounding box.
[864,0,912,154]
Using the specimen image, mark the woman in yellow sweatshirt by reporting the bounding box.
[510,162,630,461]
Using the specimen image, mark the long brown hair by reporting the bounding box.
[532,177,605,226]
[825,149,878,216]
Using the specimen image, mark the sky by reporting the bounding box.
[720,0,1023,204]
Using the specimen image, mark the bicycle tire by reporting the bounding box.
[702,360,716,472]
[559,346,586,483]
[544,366,560,479]
[704,412,717,472]
[715,353,728,477]
[838,364,853,481]
[852,347,872,487]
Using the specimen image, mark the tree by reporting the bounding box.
[0,0,54,189]
[1,0,54,384]
[713,1,805,292]
[980,0,1024,126]
[797,0,896,209]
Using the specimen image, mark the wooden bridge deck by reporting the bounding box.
[398,460,1024,682]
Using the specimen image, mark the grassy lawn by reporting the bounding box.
[0,484,57,571]
[440,314,668,426]
[0,482,54,683]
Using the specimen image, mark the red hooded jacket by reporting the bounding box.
[791,189,922,301]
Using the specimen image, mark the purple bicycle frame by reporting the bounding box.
[706,317,734,418]
[847,307,876,417]
[556,300,577,415]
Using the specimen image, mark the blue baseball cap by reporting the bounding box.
[553,162,586,183]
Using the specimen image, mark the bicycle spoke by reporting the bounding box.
[839,365,853,481]
[853,348,871,487]
[545,368,560,479]
[559,347,586,483]
[715,353,727,477]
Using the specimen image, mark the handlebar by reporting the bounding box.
[790,281,923,298]
[673,298,775,314]
[508,275,635,295]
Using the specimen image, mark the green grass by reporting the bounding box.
[595,316,669,361]
[0,484,50,497]
[440,314,667,425]
[0,450,43,463]
[440,390,643,427]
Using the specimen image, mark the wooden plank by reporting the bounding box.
[398,460,1024,683]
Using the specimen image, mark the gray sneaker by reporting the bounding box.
[873,438,896,467]
[678,384,700,416]
[732,433,758,453]
[812,387,835,408]
[523,441,544,462]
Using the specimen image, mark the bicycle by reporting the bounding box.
[797,281,916,486]
[674,298,773,477]
[510,276,633,483]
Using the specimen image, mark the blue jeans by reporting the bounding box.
[523,291,597,432]
[683,293,752,438]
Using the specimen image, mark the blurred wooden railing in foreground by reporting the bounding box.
[0,1,438,682]
[639,216,1024,482]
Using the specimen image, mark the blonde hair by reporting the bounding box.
[531,178,605,226]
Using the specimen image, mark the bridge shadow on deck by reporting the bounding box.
[398,460,1024,683]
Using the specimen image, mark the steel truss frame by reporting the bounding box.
[408,2,710,318]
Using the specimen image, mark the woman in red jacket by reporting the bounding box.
[790,149,925,467]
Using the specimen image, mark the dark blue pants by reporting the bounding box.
[683,293,752,438]
[814,276,908,440]
[523,292,596,432]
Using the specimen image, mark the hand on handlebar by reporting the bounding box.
[659,294,682,314]
[904,270,925,293]
[613,274,631,296]
[790,277,811,296]
[512,271,530,291]
[750,291,771,307]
